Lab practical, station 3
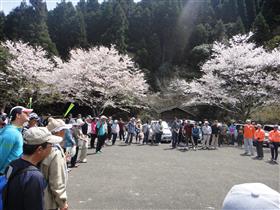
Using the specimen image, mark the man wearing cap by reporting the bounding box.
[0,106,33,175]
[201,121,212,149]
[254,124,265,160]
[41,117,72,210]
[243,119,255,156]
[268,125,280,164]
[125,117,136,144]
[4,127,61,210]
[23,112,40,134]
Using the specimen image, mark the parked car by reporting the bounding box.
[148,120,172,143]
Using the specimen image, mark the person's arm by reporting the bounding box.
[116,124,120,133]
[23,172,45,210]
[48,150,68,209]
[65,130,75,145]
[260,130,265,141]
[268,131,273,142]
[1,134,23,173]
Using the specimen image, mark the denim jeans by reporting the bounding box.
[244,138,254,155]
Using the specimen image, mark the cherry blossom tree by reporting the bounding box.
[38,46,149,115]
[1,40,149,113]
[168,33,280,120]
[0,40,56,108]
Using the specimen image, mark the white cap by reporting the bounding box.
[24,127,62,145]
[222,183,280,210]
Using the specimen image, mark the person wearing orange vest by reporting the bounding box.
[254,124,265,160]
[243,119,255,156]
[268,125,280,164]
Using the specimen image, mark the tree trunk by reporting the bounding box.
[1,102,7,114]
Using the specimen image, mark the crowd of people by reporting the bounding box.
[169,118,280,163]
[0,106,279,210]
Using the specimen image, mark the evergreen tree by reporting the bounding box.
[189,24,209,48]
[261,0,280,31]
[146,33,161,87]
[4,1,57,55]
[237,0,249,29]
[234,17,246,34]
[0,12,5,40]
[246,0,257,27]
[47,1,88,59]
[77,0,102,45]
[30,0,57,55]
[213,19,226,41]
[117,0,135,17]
[196,0,215,24]
[87,0,100,12]
[252,13,271,44]
[222,0,238,23]
[100,1,128,52]
[128,6,152,48]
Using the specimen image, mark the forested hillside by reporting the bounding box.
[0,0,279,90]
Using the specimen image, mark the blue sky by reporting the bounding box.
[1,0,140,15]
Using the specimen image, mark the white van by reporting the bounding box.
[149,120,172,143]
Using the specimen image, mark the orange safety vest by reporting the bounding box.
[254,129,265,141]
[244,124,255,139]
[269,130,280,142]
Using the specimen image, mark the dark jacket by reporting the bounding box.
[5,158,46,210]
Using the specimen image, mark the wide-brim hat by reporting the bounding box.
[47,117,72,133]
[24,127,62,145]
[100,115,108,120]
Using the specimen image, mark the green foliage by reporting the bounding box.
[189,44,212,68]
[246,0,257,27]
[261,0,280,34]
[4,1,57,55]
[0,45,9,71]
[1,0,278,91]
[237,0,248,29]
[253,13,271,44]
[95,1,128,53]
[212,19,226,41]
[189,24,209,49]
[222,0,238,23]
[265,35,280,50]
[47,1,88,59]
[251,105,280,123]
[0,12,5,40]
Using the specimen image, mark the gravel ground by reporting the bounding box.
[67,141,279,210]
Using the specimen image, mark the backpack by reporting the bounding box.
[0,165,37,210]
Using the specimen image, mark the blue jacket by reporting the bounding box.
[63,129,75,148]
[0,125,23,174]
[192,127,200,138]
[127,122,136,134]
[97,121,107,136]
